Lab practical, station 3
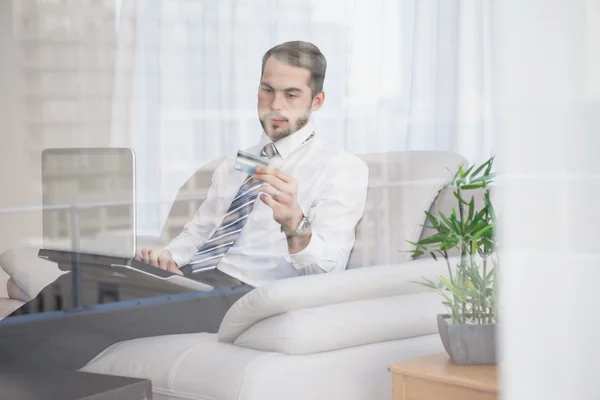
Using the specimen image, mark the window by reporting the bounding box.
[105,204,131,218]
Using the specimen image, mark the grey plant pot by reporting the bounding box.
[437,314,498,365]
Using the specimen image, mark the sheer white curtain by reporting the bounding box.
[111,0,494,235]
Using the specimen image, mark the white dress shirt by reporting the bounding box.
[163,122,369,286]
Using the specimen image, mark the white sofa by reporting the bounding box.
[0,150,474,399]
[73,150,472,400]
[81,260,454,400]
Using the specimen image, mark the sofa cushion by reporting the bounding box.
[219,257,454,343]
[233,292,445,355]
[81,332,443,400]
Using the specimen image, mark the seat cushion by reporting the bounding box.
[80,332,443,400]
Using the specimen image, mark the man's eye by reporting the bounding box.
[287,93,297,98]
[262,87,273,93]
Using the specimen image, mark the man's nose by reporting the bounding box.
[270,92,285,110]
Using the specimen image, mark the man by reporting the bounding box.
[137,41,369,288]
[0,41,369,371]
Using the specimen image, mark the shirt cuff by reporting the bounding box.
[284,231,325,270]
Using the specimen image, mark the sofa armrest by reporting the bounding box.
[0,247,67,301]
[232,291,446,355]
[218,256,456,344]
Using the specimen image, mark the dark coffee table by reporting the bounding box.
[0,367,152,399]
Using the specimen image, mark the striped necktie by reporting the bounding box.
[188,142,278,273]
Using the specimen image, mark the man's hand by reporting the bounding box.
[135,248,183,275]
[254,166,304,232]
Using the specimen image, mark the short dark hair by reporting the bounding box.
[261,41,327,96]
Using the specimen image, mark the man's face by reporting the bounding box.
[258,56,324,141]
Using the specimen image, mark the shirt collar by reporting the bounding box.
[259,121,315,160]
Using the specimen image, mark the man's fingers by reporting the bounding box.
[140,248,150,263]
[138,248,176,271]
[260,193,277,208]
[148,250,160,268]
[157,254,171,270]
[168,261,183,275]
[255,174,292,193]
[254,167,294,184]
[258,185,292,204]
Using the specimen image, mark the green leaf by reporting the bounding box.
[440,213,459,236]
[413,280,437,290]
[438,212,453,230]
[473,224,494,238]
[416,233,446,245]
[485,194,497,222]
[424,211,440,229]
[469,158,492,178]
[461,183,486,190]
[439,238,459,251]
[449,214,462,235]
[411,250,424,259]
[467,197,475,221]
[438,276,468,301]
[463,164,476,178]
[467,265,485,288]
[468,173,496,185]
[466,279,479,294]
[470,208,487,226]
[470,240,478,257]
[406,240,428,251]
[485,156,494,175]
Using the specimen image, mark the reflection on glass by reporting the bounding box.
[41,148,135,258]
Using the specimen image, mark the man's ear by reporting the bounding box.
[311,91,325,112]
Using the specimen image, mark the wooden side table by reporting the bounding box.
[389,353,498,400]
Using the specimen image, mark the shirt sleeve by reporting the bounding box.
[284,153,369,275]
[163,161,227,268]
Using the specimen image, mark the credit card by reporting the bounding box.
[234,149,269,175]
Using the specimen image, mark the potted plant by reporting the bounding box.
[408,155,498,365]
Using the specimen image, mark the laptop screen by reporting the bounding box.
[41,148,136,258]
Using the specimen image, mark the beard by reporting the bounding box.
[259,112,310,142]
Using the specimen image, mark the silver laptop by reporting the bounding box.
[40,148,214,292]
[41,147,137,259]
